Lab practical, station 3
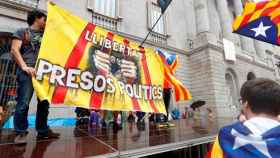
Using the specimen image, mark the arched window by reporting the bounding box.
[247,72,256,81]
[225,69,239,109]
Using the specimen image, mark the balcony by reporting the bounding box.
[9,0,38,6]
[91,12,121,31]
[0,0,38,10]
[149,31,168,46]
[0,0,39,21]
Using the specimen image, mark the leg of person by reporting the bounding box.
[136,112,145,122]
[159,88,175,127]
[127,111,135,122]
[0,106,3,122]
[100,110,107,128]
[149,113,154,122]
[75,107,90,125]
[36,99,60,140]
[163,88,172,122]
[113,111,122,130]
[13,69,33,143]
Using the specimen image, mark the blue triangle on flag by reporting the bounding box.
[235,16,278,46]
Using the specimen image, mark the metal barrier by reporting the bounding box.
[145,143,212,158]
[0,59,17,125]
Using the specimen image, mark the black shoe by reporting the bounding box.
[37,129,60,140]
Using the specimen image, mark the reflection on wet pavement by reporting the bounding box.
[0,117,234,158]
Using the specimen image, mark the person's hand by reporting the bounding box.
[22,66,36,77]
[238,113,247,122]
[93,50,111,75]
[120,59,137,82]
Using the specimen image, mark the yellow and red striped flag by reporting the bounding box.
[205,137,226,158]
[157,49,191,101]
[233,0,280,46]
[32,2,191,113]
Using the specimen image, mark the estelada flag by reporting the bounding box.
[157,49,191,101]
[206,121,280,158]
[233,0,280,46]
[32,2,191,113]
[157,49,178,73]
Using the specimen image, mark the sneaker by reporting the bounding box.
[14,133,28,144]
[156,123,167,128]
[166,122,175,127]
[37,129,60,140]
[156,122,175,128]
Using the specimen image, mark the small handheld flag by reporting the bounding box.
[156,49,191,101]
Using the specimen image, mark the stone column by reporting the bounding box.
[254,40,267,59]
[233,0,256,54]
[194,0,210,33]
[216,0,234,41]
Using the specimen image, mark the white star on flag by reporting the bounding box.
[231,129,272,158]
[251,22,272,38]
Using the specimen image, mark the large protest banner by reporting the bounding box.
[33,2,191,114]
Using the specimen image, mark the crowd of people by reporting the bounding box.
[74,88,177,130]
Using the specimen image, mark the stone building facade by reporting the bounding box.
[0,0,280,118]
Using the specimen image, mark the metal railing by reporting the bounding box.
[6,0,38,7]
[144,142,212,158]
[91,12,119,31]
[0,59,17,126]
[150,31,168,46]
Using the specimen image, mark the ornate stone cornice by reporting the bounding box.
[0,0,36,21]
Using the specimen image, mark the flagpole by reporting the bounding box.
[140,14,163,47]
[140,0,172,47]
[91,9,94,24]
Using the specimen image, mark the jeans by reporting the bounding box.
[14,68,49,134]
[155,88,171,123]
[163,88,172,121]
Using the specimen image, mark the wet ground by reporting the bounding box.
[0,118,234,158]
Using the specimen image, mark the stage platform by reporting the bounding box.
[0,118,234,158]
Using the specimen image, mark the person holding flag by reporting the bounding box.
[11,9,60,143]
[156,49,180,127]
[206,78,280,158]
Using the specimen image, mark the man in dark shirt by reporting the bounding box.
[11,9,60,143]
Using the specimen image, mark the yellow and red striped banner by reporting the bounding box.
[205,137,226,158]
[32,2,191,113]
